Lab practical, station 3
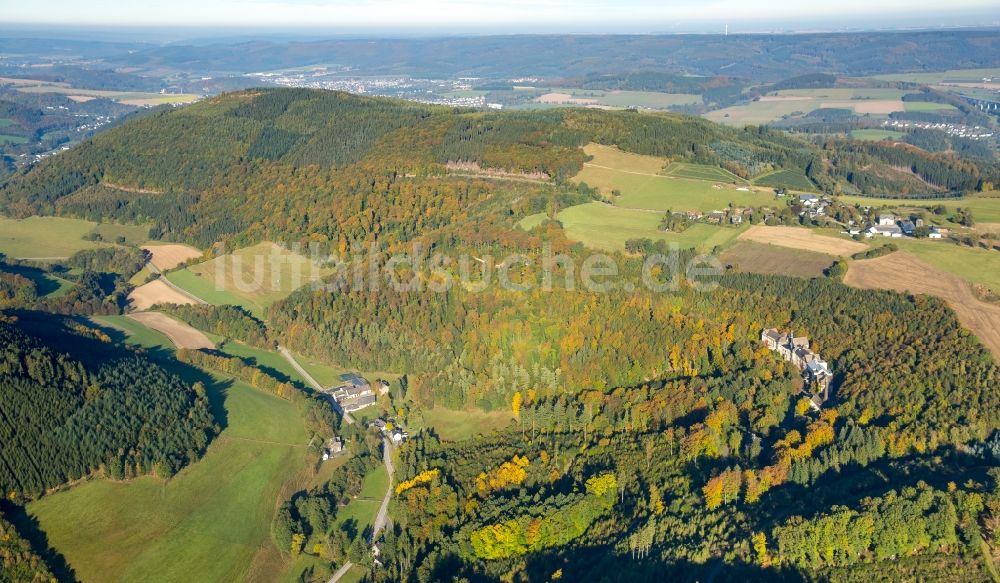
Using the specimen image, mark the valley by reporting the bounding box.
[0,65,998,582]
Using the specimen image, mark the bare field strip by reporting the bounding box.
[127,311,215,349]
[143,243,203,271]
[720,241,833,278]
[128,279,200,310]
[845,252,1000,361]
[738,225,868,256]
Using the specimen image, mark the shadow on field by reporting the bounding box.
[1,501,78,583]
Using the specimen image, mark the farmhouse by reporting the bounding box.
[798,194,819,206]
[322,436,344,461]
[878,213,897,226]
[761,328,833,404]
[329,375,377,412]
[867,224,903,238]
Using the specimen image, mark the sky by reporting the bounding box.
[2,0,998,32]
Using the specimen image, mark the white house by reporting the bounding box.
[878,213,896,226]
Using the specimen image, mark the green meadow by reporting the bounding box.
[892,239,1000,294]
[751,169,818,192]
[868,68,1000,84]
[0,216,150,259]
[904,101,957,112]
[28,374,309,583]
[837,193,1000,224]
[574,144,773,212]
[850,129,905,141]
[165,268,264,316]
[406,406,514,441]
[553,202,745,252]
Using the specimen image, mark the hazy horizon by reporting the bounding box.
[2,0,998,39]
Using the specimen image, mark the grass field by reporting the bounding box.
[837,193,1000,224]
[165,268,263,316]
[706,88,908,126]
[663,162,746,183]
[0,133,28,144]
[92,315,175,351]
[0,216,103,259]
[407,407,514,441]
[518,212,548,231]
[293,352,402,390]
[845,251,1000,361]
[333,466,388,534]
[720,240,834,278]
[533,88,700,109]
[904,101,957,112]
[891,238,1000,295]
[850,129,906,141]
[1,265,74,297]
[868,68,1000,84]
[219,340,308,388]
[90,222,151,245]
[28,373,309,583]
[555,202,744,252]
[185,242,335,311]
[581,143,667,174]
[7,78,200,105]
[574,144,773,212]
[751,169,817,192]
[0,216,151,259]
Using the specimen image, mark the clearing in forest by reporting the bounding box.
[186,242,336,307]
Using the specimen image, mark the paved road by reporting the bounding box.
[328,437,395,583]
[277,346,354,425]
[371,437,395,540]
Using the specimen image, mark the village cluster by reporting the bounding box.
[319,374,409,462]
[881,119,995,141]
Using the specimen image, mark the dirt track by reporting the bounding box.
[128,279,199,310]
[127,311,214,349]
[142,243,203,271]
[739,225,868,257]
[845,251,1000,361]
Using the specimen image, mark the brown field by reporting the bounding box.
[128,279,199,310]
[720,241,834,278]
[738,225,868,256]
[845,251,1000,361]
[127,311,215,349]
[143,243,203,271]
[67,95,96,102]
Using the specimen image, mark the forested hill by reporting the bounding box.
[0,311,216,501]
[1,87,993,248]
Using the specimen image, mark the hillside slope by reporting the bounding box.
[3,88,989,249]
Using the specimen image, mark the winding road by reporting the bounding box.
[276,348,394,583]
